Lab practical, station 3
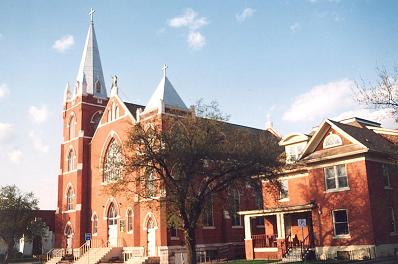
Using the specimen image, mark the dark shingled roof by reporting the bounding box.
[329,120,396,154]
[124,102,145,120]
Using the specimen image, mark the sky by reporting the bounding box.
[1,0,398,209]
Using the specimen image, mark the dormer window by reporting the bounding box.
[323,133,342,149]
[286,143,305,163]
[95,81,101,94]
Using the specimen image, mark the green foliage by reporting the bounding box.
[0,185,40,263]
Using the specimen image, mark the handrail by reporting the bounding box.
[301,233,311,260]
[251,234,277,248]
[46,248,65,262]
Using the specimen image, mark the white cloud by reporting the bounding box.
[168,8,208,49]
[0,83,9,98]
[290,22,301,33]
[8,149,22,164]
[283,79,355,122]
[29,131,49,153]
[28,105,50,124]
[52,35,75,53]
[236,8,255,22]
[0,122,13,144]
[168,8,208,30]
[187,31,206,49]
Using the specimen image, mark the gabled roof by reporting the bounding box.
[144,75,188,112]
[300,119,397,162]
[125,102,144,120]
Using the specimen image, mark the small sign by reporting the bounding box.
[298,218,307,228]
[85,233,91,241]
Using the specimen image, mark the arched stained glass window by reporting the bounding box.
[108,203,117,225]
[103,140,122,182]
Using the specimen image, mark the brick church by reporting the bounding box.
[54,11,265,263]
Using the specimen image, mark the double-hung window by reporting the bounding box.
[333,209,349,236]
[325,164,348,191]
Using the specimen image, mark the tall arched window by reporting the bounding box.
[146,172,156,197]
[92,214,98,235]
[108,203,117,225]
[68,116,76,140]
[66,187,74,211]
[127,209,133,232]
[91,111,102,129]
[202,196,214,227]
[103,140,122,182]
[67,149,76,171]
[231,190,241,226]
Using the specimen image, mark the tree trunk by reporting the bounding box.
[185,227,197,264]
[3,240,15,264]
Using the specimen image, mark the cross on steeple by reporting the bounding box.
[162,64,168,78]
[89,8,95,23]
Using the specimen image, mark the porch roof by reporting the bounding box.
[238,203,315,217]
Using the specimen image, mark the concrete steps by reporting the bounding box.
[74,247,113,264]
[124,256,148,264]
[45,256,63,264]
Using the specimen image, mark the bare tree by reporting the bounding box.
[107,101,283,264]
[356,67,398,118]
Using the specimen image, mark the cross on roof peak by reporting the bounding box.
[89,8,95,23]
[162,64,168,78]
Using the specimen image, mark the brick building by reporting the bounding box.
[54,11,267,264]
[240,117,398,261]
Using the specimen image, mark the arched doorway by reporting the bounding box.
[147,218,156,256]
[64,224,73,255]
[108,203,118,247]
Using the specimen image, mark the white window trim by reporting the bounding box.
[324,164,349,191]
[332,209,350,238]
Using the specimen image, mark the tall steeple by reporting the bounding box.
[75,8,107,99]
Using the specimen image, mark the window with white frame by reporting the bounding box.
[333,209,349,236]
[108,203,117,225]
[231,190,241,226]
[66,187,74,211]
[389,207,396,233]
[67,149,76,171]
[93,214,98,234]
[127,209,133,232]
[103,140,122,182]
[279,180,289,200]
[325,164,348,191]
[286,143,305,163]
[323,133,342,149]
[383,164,392,188]
[202,196,214,227]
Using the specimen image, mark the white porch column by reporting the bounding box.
[276,213,285,239]
[244,215,252,240]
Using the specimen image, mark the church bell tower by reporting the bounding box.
[55,8,108,249]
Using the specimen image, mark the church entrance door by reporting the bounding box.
[65,225,73,255]
[147,219,156,256]
[108,203,118,247]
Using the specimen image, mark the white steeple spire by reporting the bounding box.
[74,8,107,99]
[144,65,188,113]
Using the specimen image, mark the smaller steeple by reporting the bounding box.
[64,82,71,103]
[144,65,188,113]
[110,75,119,97]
